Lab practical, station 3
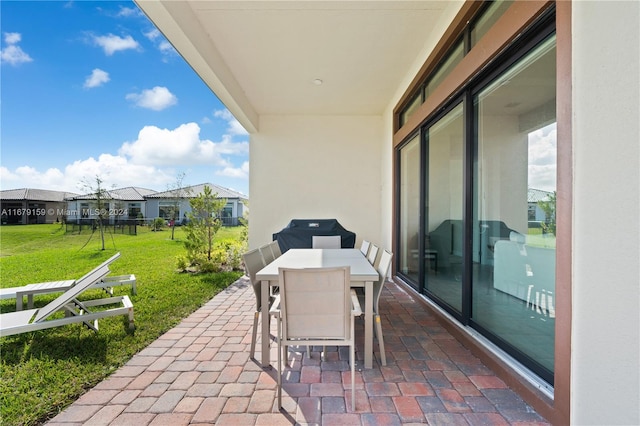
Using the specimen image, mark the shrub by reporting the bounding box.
[177,238,245,273]
[152,218,165,231]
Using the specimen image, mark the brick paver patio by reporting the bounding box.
[46,276,550,425]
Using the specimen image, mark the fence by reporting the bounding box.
[65,219,137,235]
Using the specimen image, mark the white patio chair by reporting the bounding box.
[273,266,361,411]
[358,249,393,366]
[269,240,282,259]
[367,244,379,265]
[259,244,275,264]
[360,240,371,256]
[311,235,341,249]
[243,248,278,359]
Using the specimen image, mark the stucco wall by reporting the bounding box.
[249,115,383,250]
[572,1,640,424]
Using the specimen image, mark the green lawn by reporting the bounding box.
[0,223,245,426]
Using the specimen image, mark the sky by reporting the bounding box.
[0,1,249,196]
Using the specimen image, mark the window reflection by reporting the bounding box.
[399,135,420,281]
[473,35,557,377]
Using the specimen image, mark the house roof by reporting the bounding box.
[146,183,247,200]
[68,187,157,201]
[0,188,79,202]
[528,188,554,203]
[134,1,459,133]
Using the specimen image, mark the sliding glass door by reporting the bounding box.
[472,35,557,381]
[396,26,557,383]
[423,103,464,314]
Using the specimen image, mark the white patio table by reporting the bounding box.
[256,248,379,369]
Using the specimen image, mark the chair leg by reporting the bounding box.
[250,310,259,358]
[375,314,386,366]
[350,342,355,411]
[277,317,282,409]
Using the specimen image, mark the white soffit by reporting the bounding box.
[136,1,450,132]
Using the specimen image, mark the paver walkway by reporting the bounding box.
[47,276,550,425]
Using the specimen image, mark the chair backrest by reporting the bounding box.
[360,240,371,256]
[278,267,351,340]
[259,245,275,264]
[373,250,393,313]
[312,235,342,249]
[34,252,121,323]
[243,248,267,307]
[367,244,379,265]
[269,240,282,259]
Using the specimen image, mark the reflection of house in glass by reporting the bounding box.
[528,187,554,223]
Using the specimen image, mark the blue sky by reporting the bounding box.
[1,1,249,196]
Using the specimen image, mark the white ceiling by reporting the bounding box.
[136,1,457,132]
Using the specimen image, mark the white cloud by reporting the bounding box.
[83,68,110,88]
[0,166,65,191]
[92,33,139,56]
[158,41,175,54]
[214,109,248,136]
[216,161,249,179]
[528,122,557,191]
[144,28,176,59]
[0,157,175,193]
[4,32,21,44]
[1,121,250,193]
[144,28,161,41]
[116,6,141,18]
[125,86,177,111]
[63,154,173,190]
[1,32,33,66]
[119,122,248,166]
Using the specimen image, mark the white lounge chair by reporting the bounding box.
[0,253,134,337]
[1,254,136,310]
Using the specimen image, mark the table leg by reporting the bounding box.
[364,280,373,369]
[260,280,270,368]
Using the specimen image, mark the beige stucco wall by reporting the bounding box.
[571,1,640,424]
[249,115,384,250]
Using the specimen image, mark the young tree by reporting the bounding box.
[538,191,557,236]
[184,185,227,264]
[166,172,189,240]
[81,175,113,250]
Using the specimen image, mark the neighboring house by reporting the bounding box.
[0,188,79,225]
[144,183,247,226]
[136,1,639,424]
[65,187,156,224]
[527,188,554,223]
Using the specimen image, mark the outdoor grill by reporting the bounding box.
[272,219,356,252]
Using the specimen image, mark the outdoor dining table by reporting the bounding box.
[256,248,379,369]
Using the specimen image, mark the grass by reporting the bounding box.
[0,223,245,426]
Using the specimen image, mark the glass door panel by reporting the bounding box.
[472,35,557,380]
[424,103,464,313]
[398,134,420,284]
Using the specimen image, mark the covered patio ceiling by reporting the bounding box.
[135,1,457,132]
